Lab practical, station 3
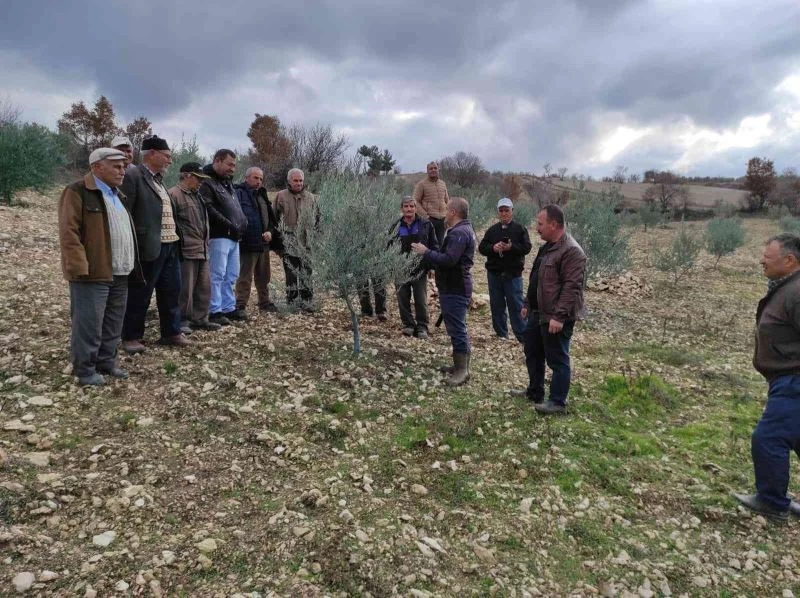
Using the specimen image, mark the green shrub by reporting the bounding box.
[779,215,800,234]
[705,217,745,267]
[0,121,64,204]
[652,222,703,284]
[511,200,536,229]
[565,189,630,280]
[637,202,667,231]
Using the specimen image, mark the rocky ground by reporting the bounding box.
[0,191,798,597]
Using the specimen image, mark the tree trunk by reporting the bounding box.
[343,290,361,355]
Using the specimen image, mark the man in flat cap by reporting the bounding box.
[168,163,221,332]
[59,148,139,385]
[120,135,191,353]
[112,135,135,171]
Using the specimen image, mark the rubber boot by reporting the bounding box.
[438,353,455,374]
[446,352,471,386]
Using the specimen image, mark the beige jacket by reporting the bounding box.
[412,177,449,219]
[274,188,319,251]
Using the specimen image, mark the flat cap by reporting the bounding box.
[89,147,128,165]
[111,135,133,148]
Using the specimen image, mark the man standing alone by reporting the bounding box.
[200,149,248,324]
[234,167,281,314]
[733,234,800,523]
[413,161,449,246]
[478,197,532,342]
[59,148,137,385]
[412,197,475,385]
[515,205,586,414]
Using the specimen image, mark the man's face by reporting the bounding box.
[92,159,126,188]
[214,156,236,178]
[445,201,458,227]
[427,164,439,180]
[498,206,513,225]
[184,174,202,191]
[288,174,304,193]
[245,169,264,189]
[150,150,172,174]
[760,241,798,280]
[401,200,416,220]
[116,144,133,163]
[536,210,559,242]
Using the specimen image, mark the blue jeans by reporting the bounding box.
[487,271,525,341]
[523,314,574,405]
[123,243,182,341]
[209,238,240,314]
[751,374,800,511]
[440,293,470,353]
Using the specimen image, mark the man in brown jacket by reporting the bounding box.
[733,234,800,523]
[59,148,138,386]
[513,205,586,415]
[412,161,449,245]
[168,163,221,332]
[274,168,319,311]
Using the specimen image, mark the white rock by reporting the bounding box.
[421,537,446,553]
[136,417,154,427]
[292,526,310,537]
[38,570,59,582]
[196,538,217,552]
[92,530,117,547]
[27,396,53,407]
[12,572,35,593]
[339,509,354,523]
[24,452,50,467]
[4,419,35,432]
[520,497,534,514]
[692,576,709,588]
[416,541,436,558]
[411,484,428,496]
[473,544,496,564]
[115,580,130,591]
[355,529,370,542]
[84,587,97,598]
[162,550,176,565]
[783,591,795,598]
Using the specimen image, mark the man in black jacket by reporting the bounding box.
[200,149,247,325]
[234,167,282,315]
[120,135,191,353]
[478,198,532,342]
[391,196,439,338]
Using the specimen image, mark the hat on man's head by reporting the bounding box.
[497,197,513,209]
[89,147,127,165]
[179,162,210,178]
[111,135,133,148]
[141,135,170,151]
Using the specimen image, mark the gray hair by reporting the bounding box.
[245,166,264,178]
[287,168,304,180]
[427,161,439,169]
[449,196,469,219]
[400,195,415,207]
[768,233,800,261]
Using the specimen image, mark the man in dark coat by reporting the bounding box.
[120,135,191,353]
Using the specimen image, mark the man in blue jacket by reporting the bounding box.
[412,196,475,385]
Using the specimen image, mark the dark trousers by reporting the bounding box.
[123,242,182,341]
[440,293,470,353]
[236,249,272,309]
[70,276,128,377]
[396,275,429,331]
[358,279,387,316]
[487,271,526,341]
[523,315,574,405]
[179,259,211,323]
[282,253,313,305]
[751,374,800,511]
[429,217,446,247]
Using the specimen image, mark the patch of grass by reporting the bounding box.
[116,411,136,427]
[600,373,679,415]
[163,360,178,374]
[309,420,348,449]
[432,471,479,506]
[54,432,84,450]
[625,343,705,367]
[394,418,428,450]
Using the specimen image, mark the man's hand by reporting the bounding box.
[520,306,528,319]
[262,231,272,242]
[428,270,435,281]
[411,242,428,255]
[493,241,512,253]
[548,318,564,334]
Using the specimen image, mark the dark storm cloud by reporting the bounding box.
[2,0,800,175]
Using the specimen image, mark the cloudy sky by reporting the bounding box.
[2,0,799,178]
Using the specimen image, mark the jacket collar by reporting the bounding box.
[83,173,127,202]
[764,269,800,300]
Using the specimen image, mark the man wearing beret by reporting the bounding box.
[120,135,191,353]
[58,148,139,385]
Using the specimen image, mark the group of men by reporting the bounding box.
[58,136,318,386]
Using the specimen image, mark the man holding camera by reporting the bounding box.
[478,198,532,342]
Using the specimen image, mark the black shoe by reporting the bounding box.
[534,400,567,415]
[97,366,129,379]
[260,302,279,313]
[190,319,223,331]
[376,313,388,322]
[791,500,800,518]
[509,389,543,403]
[732,492,789,524]
[414,328,429,339]
[226,309,249,321]
[402,326,415,336]
[209,313,232,326]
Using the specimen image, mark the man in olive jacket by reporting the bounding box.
[733,233,800,523]
[515,205,586,415]
[59,148,138,385]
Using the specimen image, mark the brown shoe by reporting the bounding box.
[159,334,193,347]
[121,340,146,355]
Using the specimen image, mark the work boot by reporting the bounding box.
[534,400,567,415]
[446,352,471,386]
[78,373,105,386]
[159,334,193,347]
[121,340,146,355]
[226,309,249,321]
[791,500,800,518]
[97,366,129,379]
[191,318,222,331]
[209,313,232,326]
[438,353,455,374]
[732,492,789,524]
[402,326,415,337]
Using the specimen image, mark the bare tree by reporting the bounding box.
[612,164,628,184]
[542,162,552,177]
[642,171,689,213]
[0,100,21,127]
[287,122,349,174]
[557,167,568,181]
[438,151,487,187]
